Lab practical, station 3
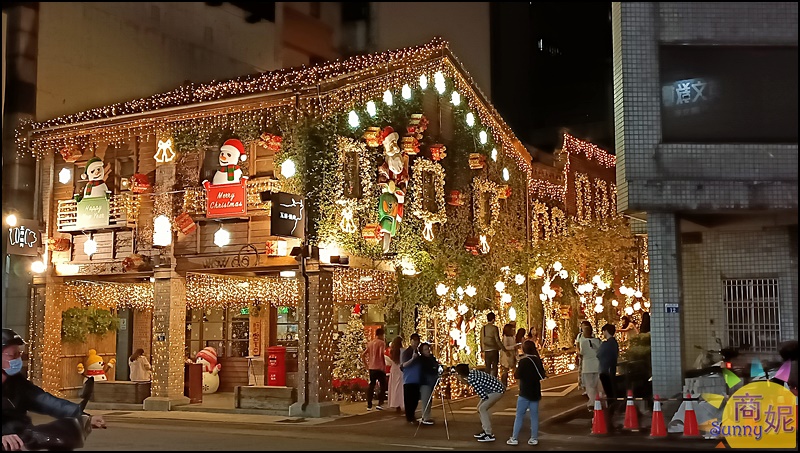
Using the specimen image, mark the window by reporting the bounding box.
[185,308,250,359]
[277,306,299,346]
[251,143,276,178]
[723,279,781,353]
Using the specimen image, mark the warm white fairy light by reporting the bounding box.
[58,168,71,184]
[383,90,393,105]
[451,91,461,106]
[479,130,488,144]
[611,300,619,307]
[502,168,510,181]
[419,74,428,89]
[515,274,526,285]
[366,101,377,117]
[509,307,517,321]
[535,267,545,277]
[434,71,446,94]
[501,293,512,304]
[348,110,360,128]
[594,305,604,313]
[446,308,458,321]
[457,303,469,315]
[559,269,569,279]
[633,302,642,311]
[402,84,412,100]
[494,281,505,292]
[491,148,497,161]
[635,290,643,299]
[466,112,475,127]
[280,158,296,178]
[624,306,634,315]
[214,226,230,247]
[545,319,557,331]
[436,283,449,296]
[553,261,563,272]
[465,286,477,298]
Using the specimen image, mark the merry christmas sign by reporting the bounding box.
[203,180,247,219]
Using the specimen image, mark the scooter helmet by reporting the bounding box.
[2,328,27,348]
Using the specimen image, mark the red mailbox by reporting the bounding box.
[267,346,287,387]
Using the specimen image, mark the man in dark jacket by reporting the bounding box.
[597,323,619,401]
[2,329,106,451]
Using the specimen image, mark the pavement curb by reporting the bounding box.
[540,403,587,427]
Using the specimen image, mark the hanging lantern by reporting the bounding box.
[363,127,382,147]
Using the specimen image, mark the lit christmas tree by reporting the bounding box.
[333,311,368,382]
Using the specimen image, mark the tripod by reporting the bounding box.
[414,373,457,440]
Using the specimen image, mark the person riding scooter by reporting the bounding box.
[2,328,107,451]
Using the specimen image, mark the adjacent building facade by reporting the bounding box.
[612,2,798,397]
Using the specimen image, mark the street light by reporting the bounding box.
[5,214,17,227]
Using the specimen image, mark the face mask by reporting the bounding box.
[4,358,23,376]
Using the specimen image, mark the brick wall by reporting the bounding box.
[133,309,153,360]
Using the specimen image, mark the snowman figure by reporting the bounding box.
[76,157,111,201]
[77,349,116,382]
[195,346,222,394]
[211,139,248,185]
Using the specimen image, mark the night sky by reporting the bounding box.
[491,3,614,153]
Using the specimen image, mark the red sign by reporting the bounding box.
[203,180,247,218]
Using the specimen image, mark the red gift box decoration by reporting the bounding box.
[363,127,382,147]
[468,153,486,170]
[257,133,283,153]
[175,211,197,235]
[362,223,382,240]
[401,136,419,155]
[59,145,83,163]
[430,144,447,161]
[407,114,429,139]
[498,184,511,199]
[447,190,465,206]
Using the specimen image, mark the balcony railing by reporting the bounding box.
[57,194,139,232]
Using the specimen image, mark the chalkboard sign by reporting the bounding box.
[270,192,305,239]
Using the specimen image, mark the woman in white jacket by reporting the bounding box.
[129,348,152,381]
[578,325,602,410]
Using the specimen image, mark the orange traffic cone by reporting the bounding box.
[683,394,700,437]
[591,397,608,435]
[623,389,640,431]
[650,395,667,438]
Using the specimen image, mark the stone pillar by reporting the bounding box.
[143,270,189,410]
[38,276,65,394]
[648,212,684,398]
[290,263,339,417]
[143,152,188,410]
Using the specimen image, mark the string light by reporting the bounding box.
[465,285,477,297]
[466,112,475,127]
[502,167,510,181]
[491,148,497,161]
[479,130,487,144]
[419,74,428,90]
[408,158,447,232]
[332,267,396,302]
[436,283,449,296]
[515,274,526,285]
[383,90,393,105]
[473,177,501,237]
[451,91,461,106]
[185,273,298,309]
[366,101,376,117]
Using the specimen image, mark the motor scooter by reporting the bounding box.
[19,377,95,451]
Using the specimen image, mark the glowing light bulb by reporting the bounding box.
[633,302,642,311]
[348,110,360,128]
[559,269,569,279]
[479,130,488,144]
[501,293,512,304]
[466,112,475,127]
[624,307,634,316]
[5,214,17,227]
[502,168,510,181]
[153,215,172,247]
[84,238,97,257]
[214,227,230,247]
[31,260,46,274]
[402,84,411,100]
[434,71,446,94]
[595,297,603,305]
[59,168,71,184]
[366,101,376,117]
[495,281,505,292]
[535,267,545,277]
[436,283,449,296]
[280,158,296,178]
[539,294,547,302]
[419,74,428,89]
[451,91,460,105]
[458,303,469,315]
[383,90,393,105]
[553,261,563,272]
[611,300,619,307]
[446,308,458,321]
[509,307,516,321]
[635,290,643,298]
[546,319,557,331]
[465,286,477,297]
[491,148,497,161]
[515,274,526,285]
[594,305,604,313]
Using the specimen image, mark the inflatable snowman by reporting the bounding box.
[195,346,222,394]
[77,349,116,382]
[211,139,248,185]
[76,157,111,201]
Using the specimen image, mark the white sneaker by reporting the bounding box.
[506,437,519,445]
[528,438,538,446]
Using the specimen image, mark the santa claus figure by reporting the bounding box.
[76,157,111,201]
[211,139,248,185]
[195,346,222,394]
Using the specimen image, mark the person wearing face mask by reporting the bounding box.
[2,328,107,451]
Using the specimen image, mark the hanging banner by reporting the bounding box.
[76,198,110,229]
[203,180,247,219]
[7,219,42,256]
[270,192,305,239]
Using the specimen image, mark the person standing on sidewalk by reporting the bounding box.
[500,324,518,387]
[579,323,603,410]
[507,340,547,446]
[362,328,388,411]
[385,336,405,413]
[454,363,505,442]
[400,333,422,423]
[480,312,504,378]
[597,324,619,403]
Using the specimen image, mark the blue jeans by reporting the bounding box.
[512,396,540,440]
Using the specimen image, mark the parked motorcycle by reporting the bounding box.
[19,377,95,451]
